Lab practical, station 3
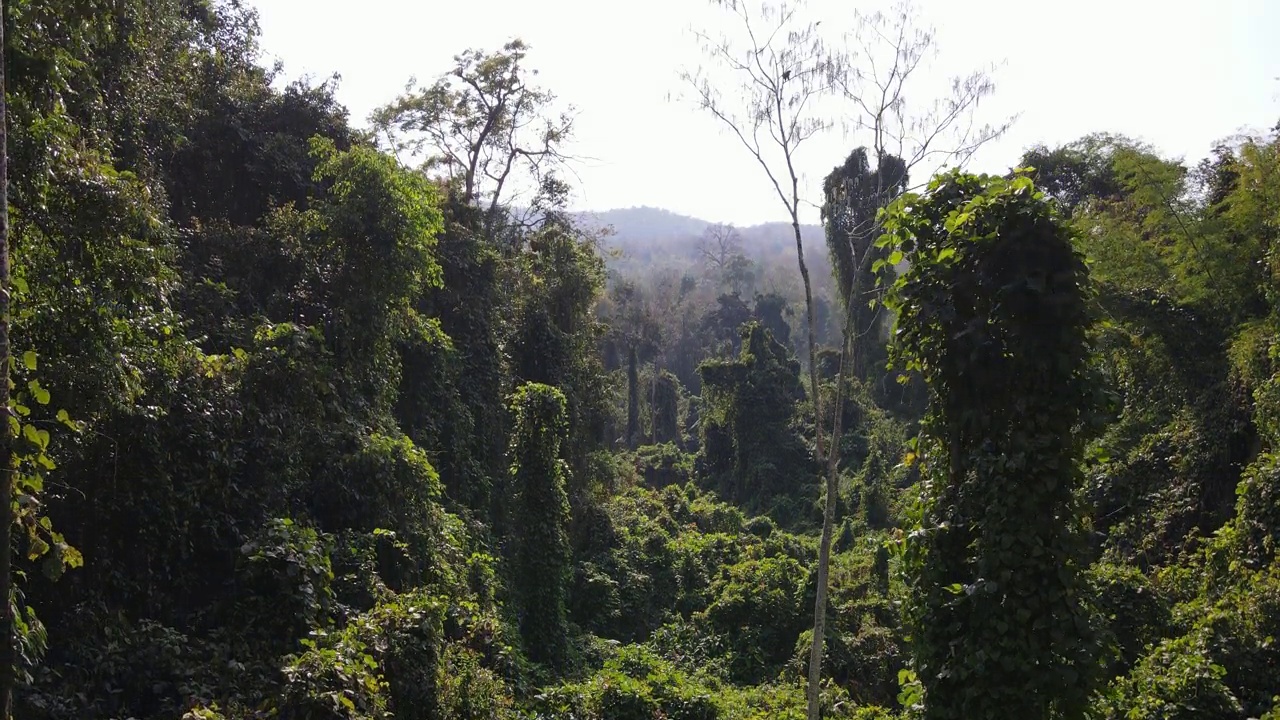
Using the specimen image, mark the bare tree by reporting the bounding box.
[680,0,836,522]
[373,39,576,234]
[695,223,743,274]
[679,4,843,718]
[684,2,1010,719]
[836,1,1013,188]
[696,223,758,296]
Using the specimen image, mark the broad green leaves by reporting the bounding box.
[881,169,1097,720]
[6,349,82,588]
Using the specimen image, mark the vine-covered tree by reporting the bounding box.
[0,4,12,712]
[882,169,1098,720]
[508,382,572,667]
[697,322,811,513]
[821,148,908,379]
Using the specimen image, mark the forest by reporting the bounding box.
[0,0,1277,719]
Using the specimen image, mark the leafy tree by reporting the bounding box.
[821,148,908,382]
[647,369,683,446]
[600,280,662,448]
[752,292,793,348]
[509,207,613,501]
[373,40,574,236]
[396,197,507,513]
[882,170,1097,720]
[295,137,444,405]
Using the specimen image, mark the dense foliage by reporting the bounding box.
[0,2,1277,719]
[881,171,1097,719]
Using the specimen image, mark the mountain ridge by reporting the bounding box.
[570,205,828,272]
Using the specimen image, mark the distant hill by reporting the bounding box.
[571,205,828,274]
[573,207,714,247]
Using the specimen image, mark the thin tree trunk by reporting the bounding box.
[0,1,15,714]
[651,360,659,444]
[789,214,826,464]
[626,344,639,449]
[790,204,834,720]
[806,256,861,720]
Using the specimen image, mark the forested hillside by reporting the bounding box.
[0,1,1277,720]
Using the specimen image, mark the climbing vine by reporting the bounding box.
[880,169,1098,720]
[508,381,571,667]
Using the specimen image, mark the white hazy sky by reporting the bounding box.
[254,0,1279,226]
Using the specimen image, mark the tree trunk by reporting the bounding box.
[626,344,639,449]
[0,1,15,714]
[790,215,826,463]
[650,360,658,444]
[806,260,860,720]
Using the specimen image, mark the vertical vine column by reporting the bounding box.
[882,170,1098,720]
[508,381,571,668]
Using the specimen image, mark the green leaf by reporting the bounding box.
[938,248,956,261]
[59,542,83,569]
[27,536,50,562]
[22,351,37,371]
[28,380,50,405]
[18,471,43,493]
[888,250,904,265]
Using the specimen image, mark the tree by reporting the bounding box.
[373,39,575,237]
[881,170,1097,720]
[695,223,742,274]
[697,223,757,295]
[696,322,811,511]
[508,382,571,667]
[821,147,908,379]
[684,2,1009,715]
[823,0,1011,380]
[603,280,662,448]
[679,11,837,708]
[681,0,834,456]
[508,205,612,500]
[833,2,1009,189]
[812,4,1008,711]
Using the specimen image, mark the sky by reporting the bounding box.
[253,0,1279,226]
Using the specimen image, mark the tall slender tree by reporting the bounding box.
[680,19,837,712]
[683,3,1008,718]
[680,0,835,485]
